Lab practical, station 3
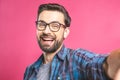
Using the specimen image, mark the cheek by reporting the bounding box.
[36,30,42,38]
[55,32,64,40]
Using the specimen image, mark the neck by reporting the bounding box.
[43,44,63,64]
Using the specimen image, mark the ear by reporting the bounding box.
[64,27,70,39]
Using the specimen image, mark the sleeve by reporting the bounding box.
[75,48,111,80]
[86,54,110,80]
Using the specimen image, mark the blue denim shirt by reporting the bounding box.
[24,45,110,80]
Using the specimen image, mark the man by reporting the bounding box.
[24,3,120,80]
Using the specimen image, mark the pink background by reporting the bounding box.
[0,0,120,80]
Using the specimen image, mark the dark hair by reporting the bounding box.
[37,3,71,27]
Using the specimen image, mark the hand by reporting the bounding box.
[106,49,120,79]
[114,69,120,80]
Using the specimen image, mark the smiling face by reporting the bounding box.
[36,10,69,53]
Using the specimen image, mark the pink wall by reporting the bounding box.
[0,0,120,80]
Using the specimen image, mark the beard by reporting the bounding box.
[37,33,64,53]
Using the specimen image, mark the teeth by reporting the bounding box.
[42,38,53,41]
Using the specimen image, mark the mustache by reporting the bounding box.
[40,33,56,39]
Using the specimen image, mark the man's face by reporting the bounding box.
[36,10,69,53]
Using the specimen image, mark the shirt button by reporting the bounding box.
[58,77,60,80]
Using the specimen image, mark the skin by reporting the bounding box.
[114,69,120,80]
[36,10,69,64]
[104,49,120,79]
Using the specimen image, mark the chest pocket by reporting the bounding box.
[57,66,85,80]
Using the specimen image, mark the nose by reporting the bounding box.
[43,25,51,34]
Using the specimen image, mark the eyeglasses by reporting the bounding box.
[35,20,66,32]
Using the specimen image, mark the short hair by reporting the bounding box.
[37,3,71,27]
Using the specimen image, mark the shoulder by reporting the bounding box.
[24,55,44,79]
[67,48,108,63]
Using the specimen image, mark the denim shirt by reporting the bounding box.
[24,45,110,80]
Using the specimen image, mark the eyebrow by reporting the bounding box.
[37,20,62,24]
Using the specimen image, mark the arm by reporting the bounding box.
[114,69,120,80]
[103,49,120,79]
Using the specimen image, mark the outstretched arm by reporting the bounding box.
[103,49,120,79]
[114,69,120,80]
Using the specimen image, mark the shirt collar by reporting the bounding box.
[31,45,68,71]
[31,54,44,73]
[56,45,68,61]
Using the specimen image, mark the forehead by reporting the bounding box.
[38,10,65,24]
